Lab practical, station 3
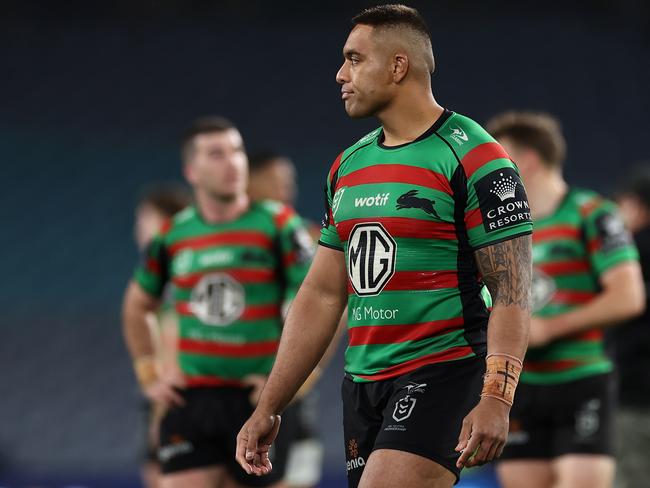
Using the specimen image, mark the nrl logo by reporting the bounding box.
[392,383,427,422]
[332,187,346,218]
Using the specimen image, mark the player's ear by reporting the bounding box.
[183,160,197,186]
[392,53,409,83]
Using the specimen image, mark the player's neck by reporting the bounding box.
[378,91,443,147]
[527,172,567,219]
[195,190,250,224]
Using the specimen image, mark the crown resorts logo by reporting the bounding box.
[490,173,518,201]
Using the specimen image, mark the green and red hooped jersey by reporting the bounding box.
[319,109,533,382]
[134,201,314,388]
[524,188,638,384]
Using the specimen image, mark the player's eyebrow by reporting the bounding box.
[343,48,362,59]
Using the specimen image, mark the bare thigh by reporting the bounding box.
[497,460,554,488]
[161,466,224,488]
[358,449,455,488]
[553,454,615,488]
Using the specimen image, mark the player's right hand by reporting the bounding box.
[236,411,281,476]
[143,379,186,408]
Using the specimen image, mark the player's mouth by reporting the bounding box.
[341,89,354,100]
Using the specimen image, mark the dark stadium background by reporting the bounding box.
[1,1,648,486]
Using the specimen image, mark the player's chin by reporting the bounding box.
[344,103,372,119]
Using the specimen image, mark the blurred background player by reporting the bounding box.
[248,151,321,242]
[133,183,193,488]
[611,164,650,488]
[122,116,315,488]
[248,151,324,488]
[488,112,645,488]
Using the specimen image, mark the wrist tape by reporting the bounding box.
[480,354,523,407]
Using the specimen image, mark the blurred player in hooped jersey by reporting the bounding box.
[248,151,326,488]
[488,112,645,488]
[123,116,318,488]
[133,183,193,488]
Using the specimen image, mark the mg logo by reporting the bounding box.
[190,273,245,326]
[347,223,396,296]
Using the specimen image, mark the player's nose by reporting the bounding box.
[336,62,349,84]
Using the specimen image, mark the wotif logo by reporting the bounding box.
[354,192,390,208]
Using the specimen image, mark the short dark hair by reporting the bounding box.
[248,150,289,173]
[487,111,567,169]
[617,163,650,209]
[352,4,431,41]
[181,116,236,162]
[137,182,193,218]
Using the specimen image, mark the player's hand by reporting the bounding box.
[528,317,555,347]
[143,379,185,409]
[455,396,509,468]
[242,375,268,406]
[236,410,281,476]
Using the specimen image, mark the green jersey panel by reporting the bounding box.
[319,110,533,382]
[524,188,639,384]
[134,202,313,386]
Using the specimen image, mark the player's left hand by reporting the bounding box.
[243,375,268,406]
[455,396,510,468]
[236,410,281,476]
[528,317,556,347]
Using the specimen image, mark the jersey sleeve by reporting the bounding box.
[461,143,533,249]
[275,206,315,305]
[582,199,639,277]
[319,153,344,251]
[133,233,170,297]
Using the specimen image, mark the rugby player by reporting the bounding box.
[237,5,533,488]
[133,183,192,488]
[123,116,315,488]
[488,112,645,488]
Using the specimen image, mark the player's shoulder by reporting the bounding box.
[569,187,617,218]
[435,111,513,180]
[252,200,299,229]
[436,112,496,151]
[155,205,196,242]
[344,127,382,156]
[323,127,381,182]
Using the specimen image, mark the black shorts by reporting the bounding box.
[159,387,293,486]
[139,399,158,463]
[342,356,485,487]
[500,372,615,460]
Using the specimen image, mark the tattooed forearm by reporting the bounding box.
[474,235,532,310]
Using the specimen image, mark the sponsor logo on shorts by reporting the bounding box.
[505,419,530,445]
[159,436,194,462]
[575,398,601,439]
[346,438,366,472]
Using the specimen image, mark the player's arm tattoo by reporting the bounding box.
[474,234,532,310]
